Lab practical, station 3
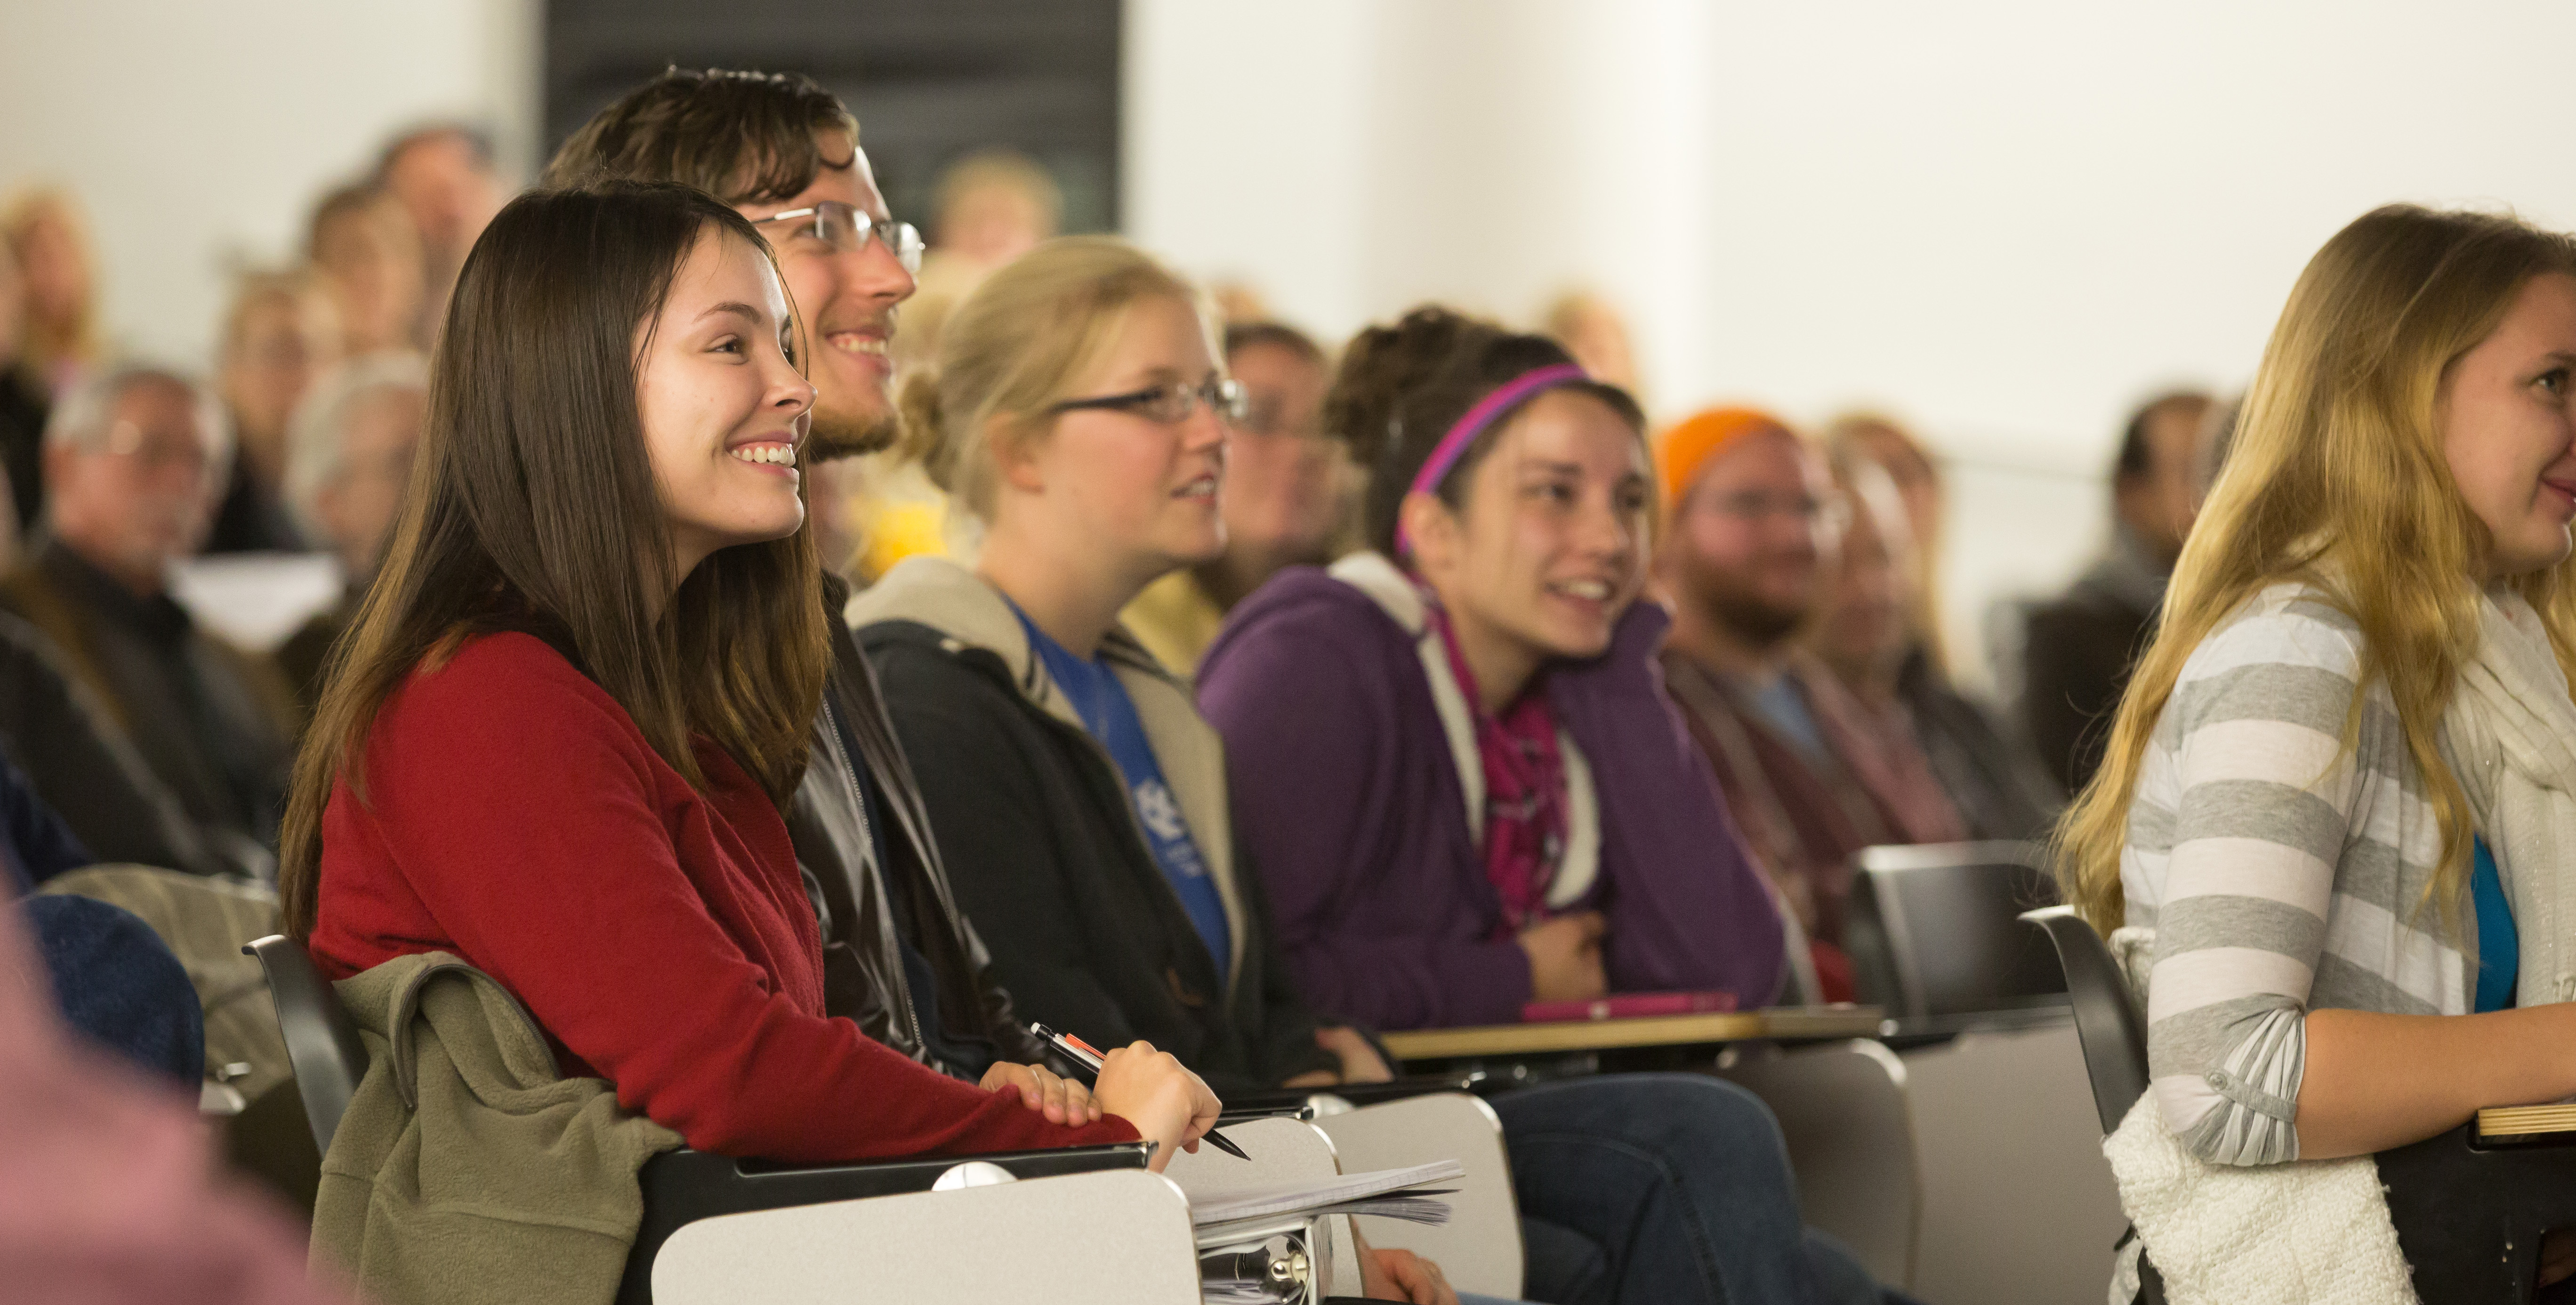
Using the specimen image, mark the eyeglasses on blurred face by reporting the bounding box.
[755,201,925,275]
[1049,376,1248,427]
[103,418,214,480]
[1700,487,1852,534]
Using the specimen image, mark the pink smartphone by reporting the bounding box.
[1521,990,1739,1023]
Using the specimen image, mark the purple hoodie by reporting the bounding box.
[1197,555,1788,1031]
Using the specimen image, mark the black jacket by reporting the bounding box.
[784,574,1052,1076]
[2021,579,2157,795]
[0,608,223,878]
[851,559,1336,1098]
[0,538,298,851]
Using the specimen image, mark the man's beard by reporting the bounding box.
[804,400,901,463]
[1676,550,1812,649]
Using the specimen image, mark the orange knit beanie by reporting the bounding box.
[1655,406,1793,514]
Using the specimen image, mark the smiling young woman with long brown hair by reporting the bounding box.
[274,180,1216,1169]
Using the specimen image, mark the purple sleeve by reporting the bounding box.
[1200,616,1534,1030]
[1594,698,1789,1007]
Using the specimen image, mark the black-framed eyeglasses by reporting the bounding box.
[1048,377,1248,427]
[754,201,925,275]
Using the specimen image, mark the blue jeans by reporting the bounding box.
[1495,1073,1885,1305]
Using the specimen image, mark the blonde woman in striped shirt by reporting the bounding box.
[2056,204,2576,1184]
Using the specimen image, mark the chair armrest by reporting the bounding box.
[620,1142,1155,1304]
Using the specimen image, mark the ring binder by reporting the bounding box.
[1197,1217,1325,1303]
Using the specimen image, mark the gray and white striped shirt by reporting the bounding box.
[2123,584,2472,1166]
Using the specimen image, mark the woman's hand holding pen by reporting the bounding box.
[979,1061,1103,1126]
[1092,1041,1222,1173]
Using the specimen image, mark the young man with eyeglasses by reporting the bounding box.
[541,70,1094,1114]
[1649,406,1967,1003]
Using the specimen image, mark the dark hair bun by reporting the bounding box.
[1330,304,1642,557]
[1327,307,1494,469]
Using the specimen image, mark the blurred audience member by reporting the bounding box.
[375,123,503,344]
[933,148,1060,274]
[307,183,425,356]
[1652,407,1965,1000]
[1538,287,1644,400]
[1811,453,2059,842]
[1126,321,1350,672]
[1,742,209,1085]
[2194,394,2242,502]
[0,238,42,541]
[1824,410,1948,671]
[0,608,222,878]
[894,147,1062,374]
[2,365,298,852]
[1207,278,1274,325]
[0,889,341,1305]
[207,271,340,555]
[2019,389,2211,794]
[1,187,103,398]
[1,746,96,897]
[829,146,1060,578]
[276,353,426,708]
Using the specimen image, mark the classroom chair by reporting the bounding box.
[1312,1091,1526,1299]
[242,935,1204,1305]
[2020,905,2174,1304]
[1846,841,2068,1031]
[1718,1040,1923,1290]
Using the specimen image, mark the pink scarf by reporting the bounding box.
[1427,602,1571,937]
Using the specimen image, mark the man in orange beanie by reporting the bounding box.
[1652,408,1964,1001]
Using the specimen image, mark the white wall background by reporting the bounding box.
[1126,0,2576,683]
[0,0,538,371]
[10,0,2576,683]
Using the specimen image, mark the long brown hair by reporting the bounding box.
[2056,204,2576,932]
[278,181,829,940]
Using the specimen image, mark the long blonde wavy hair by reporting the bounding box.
[2056,204,2576,933]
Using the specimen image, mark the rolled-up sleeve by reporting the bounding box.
[2142,614,2364,1166]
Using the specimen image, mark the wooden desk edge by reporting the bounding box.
[1380,1007,1885,1060]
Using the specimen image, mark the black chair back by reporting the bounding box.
[2022,906,2169,1305]
[242,934,371,1153]
[2020,906,2149,1136]
[1849,840,2067,1020]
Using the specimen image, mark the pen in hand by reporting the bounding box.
[1028,1023,1250,1161]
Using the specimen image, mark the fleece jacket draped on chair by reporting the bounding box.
[312,951,681,1305]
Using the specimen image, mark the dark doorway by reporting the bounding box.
[543,0,1123,232]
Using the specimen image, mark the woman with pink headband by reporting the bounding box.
[1200,306,1788,1030]
[1199,307,1902,1305]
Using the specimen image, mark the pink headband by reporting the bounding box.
[1394,363,1592,556]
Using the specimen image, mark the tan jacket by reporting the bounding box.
[313,952,681,1305]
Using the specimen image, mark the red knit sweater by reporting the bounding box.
[309,632,1137,1162]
